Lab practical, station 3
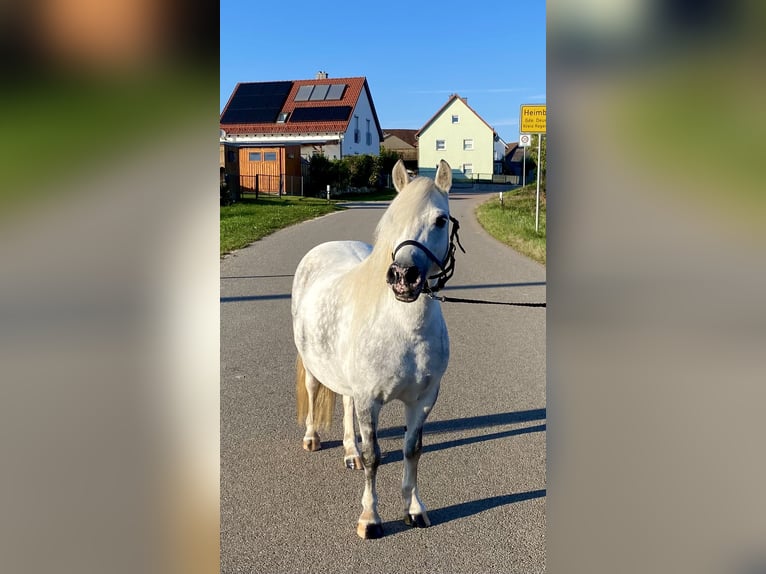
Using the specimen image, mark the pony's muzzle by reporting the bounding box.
[386,263,424,302]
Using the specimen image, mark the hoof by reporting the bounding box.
[302,436,321,452]
[344,455,363,470]
[356,522,383,539]
[404,513,431,528]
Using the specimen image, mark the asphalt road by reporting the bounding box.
[220,188,546,574]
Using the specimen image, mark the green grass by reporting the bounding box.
[475,185,546,264]
[220,196,344,256]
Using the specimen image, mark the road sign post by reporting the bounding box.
[535,134,541,232]
[520,105,546,233]
[519,133,531,188]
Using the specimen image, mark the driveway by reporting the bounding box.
[220,188,546,573]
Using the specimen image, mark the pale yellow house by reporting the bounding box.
[416,94,504,180]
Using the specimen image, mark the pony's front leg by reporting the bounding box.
[402,384,440,528]
[342,395,362,470]
[355,399,383,539]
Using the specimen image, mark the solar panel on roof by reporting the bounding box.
[309,84,330,100]
[289,106,352,123]
[325,84,346,100]
[294,85,314,101]
[220,81,292,124]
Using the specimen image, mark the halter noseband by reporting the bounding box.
[390,216,465,294]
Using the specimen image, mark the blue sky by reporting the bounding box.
[220,1,545,144]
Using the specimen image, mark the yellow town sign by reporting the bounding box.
[520,104,546,134]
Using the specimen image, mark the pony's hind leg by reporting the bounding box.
[303,371,322,452]
[302,370,321,452]
[342,395,362,470]
[296,355,335,452]
[401,385,440,528]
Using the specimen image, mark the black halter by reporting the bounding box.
[390,216,465,294]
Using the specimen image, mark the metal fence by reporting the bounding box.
[238,174,307,197]
[462,173,520,185]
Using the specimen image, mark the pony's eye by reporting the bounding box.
[435,215,448,228]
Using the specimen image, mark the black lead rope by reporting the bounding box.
[427,294,546,308]
[392,215,546,309]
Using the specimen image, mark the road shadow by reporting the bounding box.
[319,409,546,464]
[220,294,291,303]
[379,489,546,536]
[221,274,294,280]
[378,408,546,439]
[428,489,546,526]
[379,423,546,465]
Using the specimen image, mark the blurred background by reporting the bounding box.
[1,0,764,573]
[548,1,766,573]
[0,1,218,573]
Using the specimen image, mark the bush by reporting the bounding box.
[345,154,375,188]
[309,154,333,194]
[309,150,400,194]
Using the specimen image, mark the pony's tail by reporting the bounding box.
[296,354,336,431]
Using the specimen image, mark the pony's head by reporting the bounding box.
[379,159,454,303]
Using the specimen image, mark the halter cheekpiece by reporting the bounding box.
[390,215,465,295]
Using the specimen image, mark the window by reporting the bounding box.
[463,138,474,151]
[264,152,277,161]
[451,114,459,123]
[248,152,261,161]
[435,139,446,151]
[366,119,371,145]
[463,163,473,175]
[295,85,314,101]
[277,112,289,123]
[354,115,360,143]
[309,84,330,100]
[325,84,346,100]
[296,83,347,101]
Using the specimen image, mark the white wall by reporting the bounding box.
[341,89,380,157]
[300,142,341,161]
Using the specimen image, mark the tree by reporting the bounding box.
[309,154,333,194]
[343,154,375,188]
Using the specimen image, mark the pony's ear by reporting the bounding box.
[392,159,409,193]
[434,159,452,193]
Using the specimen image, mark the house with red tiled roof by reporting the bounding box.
[380,129,419,171]
[220,72,383,195]
[221,72,382,156]
[416,94,507,181]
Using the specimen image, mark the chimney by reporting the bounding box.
[315,70,328,79]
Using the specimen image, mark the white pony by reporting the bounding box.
[292,159,457,539]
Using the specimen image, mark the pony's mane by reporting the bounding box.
[373,177,441,249]
[345,176,446,326]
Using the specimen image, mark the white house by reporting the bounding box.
[220,72,384,161]
[416,94,503,180]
